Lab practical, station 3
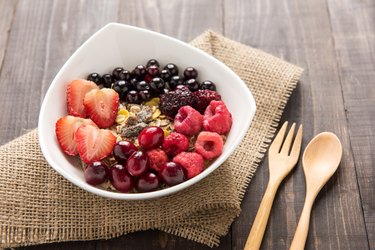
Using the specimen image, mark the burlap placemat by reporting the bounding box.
[0,30,303,249]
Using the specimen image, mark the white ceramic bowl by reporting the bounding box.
[38,23,256,200]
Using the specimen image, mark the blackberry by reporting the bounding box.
[159,86,197,117]
[193,89,221,113]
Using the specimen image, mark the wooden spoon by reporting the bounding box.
[290,132,342,250]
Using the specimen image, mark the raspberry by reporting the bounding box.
[159,86,197,117]
[195,131,223,160]
[203,101,232,134]
[146,149,168,172]
[162,132,189,157]
[173,152,204,179]
[174,106,203,136]
[193,90,221,113]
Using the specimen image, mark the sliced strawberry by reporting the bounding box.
[84,88,119,128]
[76,124,116,163]
[55,116,97,156]
[67,79,99,117]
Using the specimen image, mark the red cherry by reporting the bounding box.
[160,162,186,186]
[135,172,160,192]
[84,161,108,186]
[138,126,164,150]
[126,151,150,177]
[113,140,138,163]
[109,164,134,193]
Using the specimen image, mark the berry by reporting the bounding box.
[126,90,141,104]
[113,140,138,163]
[146,149,168,172]
[76,124,116,163]
[118,69,132,81]
[195,131,223,160]
[135,81,150,91]
[113,80,132,100]
[139,90,152,101]
[132,65,147,79]
[83,88,119,128]
[112,67,125,80]
[130,78,139,89]
[162,132,189,157]
[138,126,164,150]
[203,101,232,134]
[149,77,165,94]
[84,161,108,185]
[147,65,160,77]
[101,74,113,88]
[200,80,216,91]
[173,152,204,179]
[193,89,222,113]
[174,106,203,136]
[136,172,160,192]
[146,59,160,68]
[159,86,197,117]
[126,151,150,177]
[168,75,184,89]
[109,164,134,193]
[164,63,179,76]
[55,116,97,156]
[160,69,171,81]
[185,78,200,92]
[87,73,102,85]
[66,79,99,117]
[184,67,198,80]
[160,162,186,186]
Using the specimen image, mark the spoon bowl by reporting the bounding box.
[290,132,342,250]
[302,132,342,194]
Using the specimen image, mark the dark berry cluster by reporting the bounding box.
[86,59,217,104]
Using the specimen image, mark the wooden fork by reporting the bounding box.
[244,122,303,250]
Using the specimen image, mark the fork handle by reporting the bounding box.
[244,180,280,250]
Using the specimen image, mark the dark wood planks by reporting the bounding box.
[225,0,370,249]
[327,0,375,248]
[0,0,18,71]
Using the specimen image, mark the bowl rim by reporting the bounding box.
[38,23,256,200]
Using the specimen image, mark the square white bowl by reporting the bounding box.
[38,23,256,200]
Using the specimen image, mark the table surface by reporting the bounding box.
[0,0,373,249]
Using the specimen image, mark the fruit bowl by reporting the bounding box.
[38,23,256,200]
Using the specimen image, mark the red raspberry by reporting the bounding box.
[162,132,189,157]
[174,106,203,136]
[195,131,223,160]
[203,101,232,134]
[193,90,221,113]
[173,152,204,179]
[146,149,168,172]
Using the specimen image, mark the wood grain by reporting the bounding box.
[0,0,372,249]
[327,0,375,248]
[224,0,370,249]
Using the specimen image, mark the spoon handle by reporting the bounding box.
[244,180,279,250]
[290,197,314,250]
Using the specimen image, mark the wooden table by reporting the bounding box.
[0,0,373,249]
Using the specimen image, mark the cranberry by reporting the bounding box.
[113,140,138,163]
[109,164,134,192]
[84,161,109,185]
[136,172,160,192]
[138,126,164,150]
[126,151,150,177]
[160,162,186,186]
[147,65,160,77]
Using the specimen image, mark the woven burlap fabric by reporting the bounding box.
[0,30,303,249]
